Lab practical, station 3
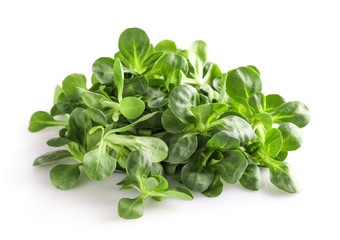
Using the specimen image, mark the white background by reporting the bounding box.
[1,0,339,239]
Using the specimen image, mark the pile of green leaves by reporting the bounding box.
[29,27,310,219]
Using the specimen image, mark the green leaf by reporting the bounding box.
[106,134,168,163]
[278,123,303,151]
[206,130,240,151]
[53,92,82,114]
[86,127,102,150]
[151,163,166,179]
[126,150,152,181]
[89,126,104,138]
[218,73,228,103]
[239,165,260,191]
[181,162,214,192]
[274,151,288,161]
[243,152,261,165]
[50,164,81,190]
[265,128,283,157]
[29,111,68,133]
[190,103,228,124]
[118,28,150,73]
[163,163,178,176]
[271,101,311,128]
[245,142,263,155]
[164,133,198,164]
[215,150,248,184]
[66,108,92,147]
[268,160,297,193]
[209,151,224,165]
[265,94,285,112]
[253,112,273,129]
[155,187,194,200]
[225,66,262,106]
[123,77,148,97]
[120,97,145,119]
[66,142,85,162]
[50,104,63,117]
[114,52,131,69]
[203,63,222,85]
[59,128,67,137]
[248,92,265,113]
[110,112,159,133]
[117,154,128,170]
[151,196,163,201]
[188,40,208,83]
[91,74,99,85]
[142,52,164,73]
[155,40,177,52]
[148,95,168,108]
[143,177,159,192]
[118,197,144,219]
[113,58,124,102]
[47,137,73,147]
[83,143,116,181]
[202,174,223,198]
[82,91,118,110]
[53,85,63,105]
[120,184,139,191]
[61,73,87,101]
[84,108,107,126]
[116,175,134,186]
[246,65,260,75]
[33,150,72,166]
[200,83,217,102]
[152,175,168,191]
[209,115,255,145]
[134,111,163,130]
[161,53,188,88]
[161,108,187,133]
[169,84,200,124]
[54,103,81,115]
[92,57,115,84]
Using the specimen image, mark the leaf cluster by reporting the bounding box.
[29,28,310,219]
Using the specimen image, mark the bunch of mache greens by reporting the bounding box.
[29,27,311,219]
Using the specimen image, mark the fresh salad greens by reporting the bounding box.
[29,27,310,219]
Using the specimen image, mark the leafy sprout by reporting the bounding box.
[29,27,310,219]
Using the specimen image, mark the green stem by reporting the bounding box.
[260,156,283,170]
[45,121,68,126]
[196,121,206,133]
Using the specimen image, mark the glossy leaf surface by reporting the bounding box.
[120,97,145,119]
[118,197,144,219]
[226,66,262,106]
[92,57,115,84]
[215,150,248,184]
[33,150,72,166]
[265,128,283,157]
[239,165,260,191]
[279,123,303,151]
[62,73,87,101]
[268,160,297,193]
[118,28,150,73]
[181,162,214,192]
[29,111,67,132]
[271,101,311,128]
[83,143,116,181]
[50,164,81,190]
[169,84,200,124]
